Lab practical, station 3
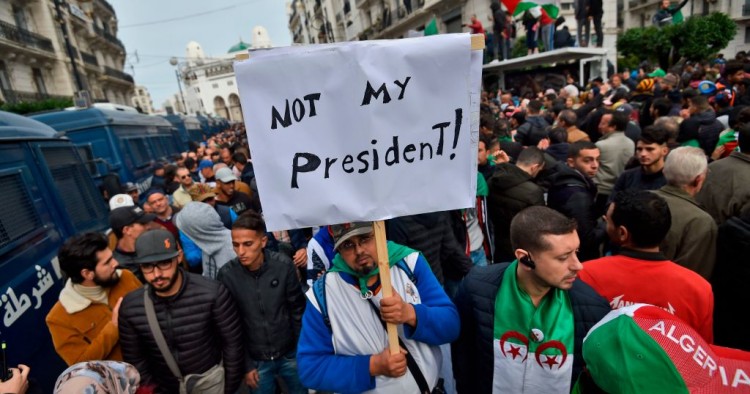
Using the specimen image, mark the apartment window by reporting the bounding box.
[12,6,28,30]
[212,83,219,88]
[227,80,234,86]
[561,3,571,10]
[0,62,11,91]
[32,68,47,96]
[745,26,750,43]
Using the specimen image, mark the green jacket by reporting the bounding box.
[654,185,717,280]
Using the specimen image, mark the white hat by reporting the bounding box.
[109,193,134,210]
[215,167,238,183]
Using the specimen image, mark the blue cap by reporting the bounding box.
[698,80,716,95]
[198,159,213,170]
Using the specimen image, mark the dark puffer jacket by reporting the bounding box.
[119,270,244,394]
[452,263,610,393]
[546,164,605,262]
[678,109,725,156]
[487,163,545,263]
[387,211,473,283]
[217,251,306,371]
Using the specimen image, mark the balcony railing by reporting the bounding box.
[93,25,125,50]
[104,66,134,83]
[96,0,116,15]
[0,20,54,52]
[1,89,71,104]
[81,51,99,66]
[205,64,234,78]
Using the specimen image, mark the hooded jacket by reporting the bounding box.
[175,202,236,279]
[678,109,725,157]
[487,163,545,262]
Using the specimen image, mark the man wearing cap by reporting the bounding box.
[578,190,714,342]
[198,159,216,187]
[452,206,610,393]
[171,167,194,209]
[297,222,459,393]
[118,229,244,393]
[46,232,142,366]
[121,183,140,206]
[215,167,255,216]
[217,211,307,394]
[110,205,156,281]
[144,188,180,240]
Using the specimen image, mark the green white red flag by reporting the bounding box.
[502,0,560,19]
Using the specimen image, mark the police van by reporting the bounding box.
[162,113,204,148]
[0,110,110,391]
[31,107,183,194]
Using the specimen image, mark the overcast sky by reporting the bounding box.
[109,0,292,110]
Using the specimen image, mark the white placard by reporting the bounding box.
[235,34,479,231]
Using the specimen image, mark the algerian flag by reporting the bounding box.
[583,304,750,393]
[424,17,438,36]
[502,0,560,19]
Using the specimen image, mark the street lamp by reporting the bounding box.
[169,57,187,114]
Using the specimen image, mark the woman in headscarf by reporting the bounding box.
[54,361,151,394]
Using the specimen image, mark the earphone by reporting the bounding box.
[520,254,536,269]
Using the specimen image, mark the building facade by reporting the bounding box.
[286,0,583,44]
[131,85,154,114]
[172,26,273,121]
[0,0,134,107]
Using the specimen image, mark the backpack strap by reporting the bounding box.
[312,272,330,329]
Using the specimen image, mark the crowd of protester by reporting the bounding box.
[3,50,748,394]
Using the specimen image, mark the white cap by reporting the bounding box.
[109,194,134,210]
[215,167,238,183]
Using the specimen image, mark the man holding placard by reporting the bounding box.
[297,222,459,393]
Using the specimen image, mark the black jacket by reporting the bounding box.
[515,115,550,146]
[490,1,507,37]
[452,263,610,393]
[119,270,244,394]
[608,167,667,203]
[217,251,306,371]
[487,164,545,263]
[713,213,750,350]
[387,211,473,283]
[546,164,604,262]
[678,110,725,157]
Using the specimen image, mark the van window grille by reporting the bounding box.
[0,172,41,250]
[41,147,107,233]
[126,138,149,167]
[150,136,166,159]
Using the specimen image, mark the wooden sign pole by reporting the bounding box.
[373,34,485,355]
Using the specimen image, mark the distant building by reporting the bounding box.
[0,0,135,106]
[172,27,274,121]
[131,85,154,114]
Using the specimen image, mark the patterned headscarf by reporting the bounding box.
[54,361,140,394]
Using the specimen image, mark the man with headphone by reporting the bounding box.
[452,206,610,393]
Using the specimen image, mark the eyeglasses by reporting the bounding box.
[339,234,374,253]
[140,259,174,273]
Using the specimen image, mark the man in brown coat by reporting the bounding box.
[46,232,141,365]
